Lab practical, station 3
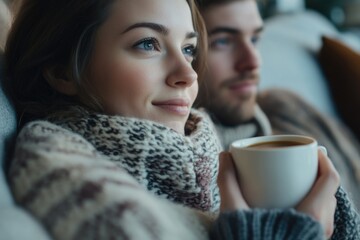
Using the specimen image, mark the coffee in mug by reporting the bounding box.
[246,140,305,149]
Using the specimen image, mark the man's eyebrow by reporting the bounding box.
[254,26,264,34]
[122,22,198,40]
[208,26,264,36]
[208,27,238,36]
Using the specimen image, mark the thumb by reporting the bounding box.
[218,151,249,211]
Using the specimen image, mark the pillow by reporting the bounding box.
[319,35,360,140]
[259,10,340,118]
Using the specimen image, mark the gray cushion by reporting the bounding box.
[0,50,16,206]
[0,52,52,239]
[0,50,16,163]
[258,10,339,118]
[0,207,51,240]
[259,10,360,119]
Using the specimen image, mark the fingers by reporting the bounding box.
[318,146,327,156]
[302,149,340,211]
[316,150,339,239]
[324,196,337,238]
[217,151,249,211]
[317,148,341,195]
[296,149,340,239]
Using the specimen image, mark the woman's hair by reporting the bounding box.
[4,0,207,125]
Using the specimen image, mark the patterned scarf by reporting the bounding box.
[47,106,222,212]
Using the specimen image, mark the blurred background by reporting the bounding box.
[258,0,360,31]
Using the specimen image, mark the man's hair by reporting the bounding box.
[195,0,245,11]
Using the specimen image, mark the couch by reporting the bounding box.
[259,10,360,119]
[0,9,359,240]
[0,52,51,239]
[259,10,360,208]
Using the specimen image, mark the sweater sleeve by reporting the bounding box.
[9,121,209,240]
[332,187,360,239]
[210,208,324,240]
[211,187,360,240]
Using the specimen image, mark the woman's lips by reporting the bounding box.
[152,99,190,116]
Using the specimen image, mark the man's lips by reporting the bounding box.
[152,99,190,116]
[227,80,257,94]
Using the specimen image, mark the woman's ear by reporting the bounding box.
[43,66,78,95]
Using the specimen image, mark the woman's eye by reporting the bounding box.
[133,37,160,51]
[183,45,197,60]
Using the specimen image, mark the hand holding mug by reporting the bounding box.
[296,148,340,238]
[219,135,340,238]
[217,149,339,238]
[217,151,249,212]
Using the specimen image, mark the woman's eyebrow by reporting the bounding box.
[122,22,169,35]
[187,31,198,40]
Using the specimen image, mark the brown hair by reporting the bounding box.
[4,0,207,125]
[195,0,242,11]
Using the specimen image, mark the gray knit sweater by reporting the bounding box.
[212,209,324,239]
[211,187,360,240]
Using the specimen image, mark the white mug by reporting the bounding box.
[230,135,318,209]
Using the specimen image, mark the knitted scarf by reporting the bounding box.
[47,106,222,212]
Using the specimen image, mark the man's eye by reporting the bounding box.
[210,38,230,49]
[251,36,260,45]
[133,37,160,51]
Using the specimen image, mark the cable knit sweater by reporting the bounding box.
[9,106,354,240]
[10,107,220,240]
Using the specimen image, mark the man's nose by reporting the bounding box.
[234,41,260,72]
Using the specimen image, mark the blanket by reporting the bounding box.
[258,89,360,210]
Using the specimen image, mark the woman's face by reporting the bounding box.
[87,0,198,135]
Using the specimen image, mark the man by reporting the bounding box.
[195,0,360,209]
[195,0,271,149]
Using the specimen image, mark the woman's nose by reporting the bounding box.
[166,55,198,88]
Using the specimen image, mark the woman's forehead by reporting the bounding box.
[106,0,194,31]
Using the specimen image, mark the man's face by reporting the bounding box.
[199,0,263,126]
